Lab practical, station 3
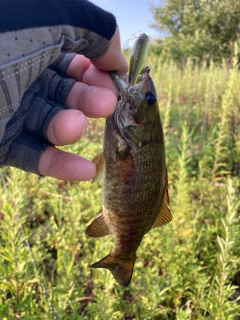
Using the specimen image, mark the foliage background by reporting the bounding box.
[150,0,240,64]
[0,50,239,319]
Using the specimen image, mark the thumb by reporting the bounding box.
[90,27,128,73]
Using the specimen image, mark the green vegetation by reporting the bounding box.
[0,51,239,318]
[150,0,240,64]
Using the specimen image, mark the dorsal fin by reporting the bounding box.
[152,169,172,228]
[91,151,105,183]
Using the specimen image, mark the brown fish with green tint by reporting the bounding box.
[85,34,172,288]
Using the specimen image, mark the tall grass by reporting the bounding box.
[0,50,239,319]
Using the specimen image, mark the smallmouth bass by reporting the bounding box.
[85,34,172,288]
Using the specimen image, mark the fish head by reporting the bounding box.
[111,67,161,148]
[131,66,159,124]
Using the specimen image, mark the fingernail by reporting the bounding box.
[81,117,88,138]
[76,114,88,142]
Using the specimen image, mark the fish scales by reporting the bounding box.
[104,141,164,221]
[102,142,164,252]
[103,145,163,242]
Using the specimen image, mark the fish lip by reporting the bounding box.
[110,72,128,97]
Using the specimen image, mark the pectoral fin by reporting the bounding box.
[85,211,110,238]
[92,151,105,183]
[152,170,172,228]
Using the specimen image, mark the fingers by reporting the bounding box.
[36,26,127,181]
[66,27,128,92]
[65,82,117,118]
[46,109,87,146]
[66,55,118,96]
[65,55,91,81]
[65,56,119,117]
[38,146,96,181]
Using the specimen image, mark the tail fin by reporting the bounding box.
[91,254,136,288]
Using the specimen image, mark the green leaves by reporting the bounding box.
[0,57,240,318]
[150,0,240,63]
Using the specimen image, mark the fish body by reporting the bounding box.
[85,67,172,287]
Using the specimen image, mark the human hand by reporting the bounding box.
[39,29,128,181]
[0,0,128,181]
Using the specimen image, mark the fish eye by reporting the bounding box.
[145,91,157,106]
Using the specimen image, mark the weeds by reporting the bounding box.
[0,52,239,319]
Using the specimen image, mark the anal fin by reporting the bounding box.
[153,201,172,228]
[85,211,110,238]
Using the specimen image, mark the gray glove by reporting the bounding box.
[0,0,116,175]
[2,53,76,174]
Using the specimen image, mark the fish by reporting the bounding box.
[85,34,172,288]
